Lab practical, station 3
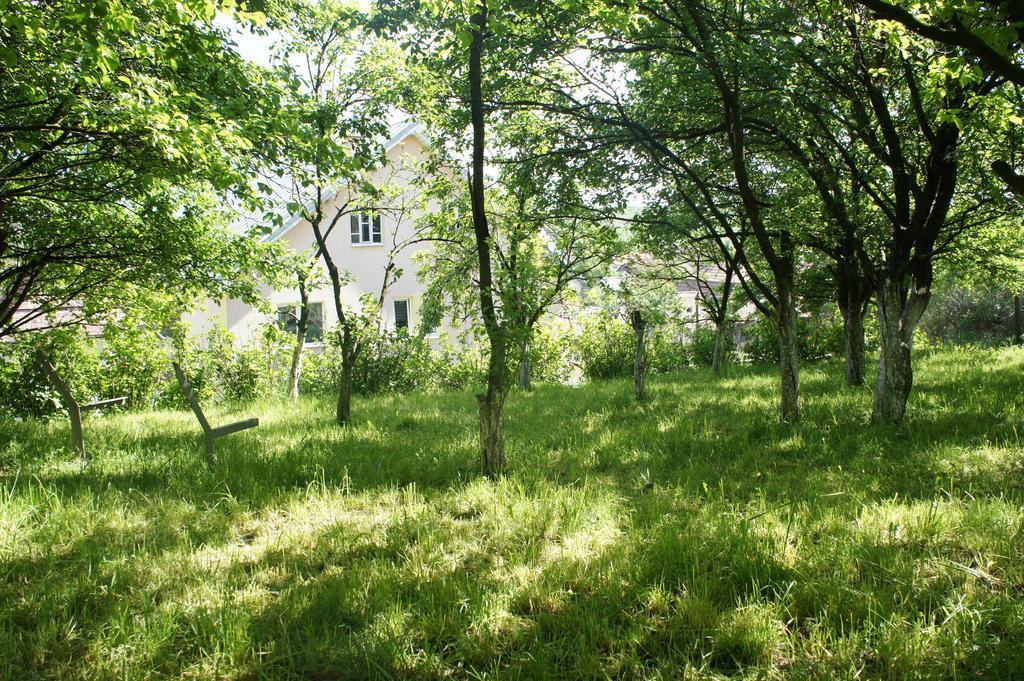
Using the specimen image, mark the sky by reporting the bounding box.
[216,15,278,68]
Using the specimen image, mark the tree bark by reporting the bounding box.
[777,278,801,423]
[517,335,531,390]
[712,321,728,377]
[710,264,734,377]
[840,302,866,387]
[287,273,311,401]
[478,340,507,476]
[871,277,929,424]
[631,310,647,402]
[469,4,507,478]
[837,263,868,387]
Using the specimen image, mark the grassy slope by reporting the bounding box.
[1,346,1023,680]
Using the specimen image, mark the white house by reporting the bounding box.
[184,121,750,350]
[184,121,444,347]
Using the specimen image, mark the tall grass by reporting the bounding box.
[1,345,1022,679]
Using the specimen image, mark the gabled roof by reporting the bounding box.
[265,121,429,243]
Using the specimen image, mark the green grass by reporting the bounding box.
[2,345,1023,680]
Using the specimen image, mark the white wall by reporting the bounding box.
[187,132,453,345]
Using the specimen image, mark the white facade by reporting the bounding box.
[186,124,444,346]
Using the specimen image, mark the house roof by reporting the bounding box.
[265,120,429,243]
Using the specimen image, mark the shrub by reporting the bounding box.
[689,324,736,367]
[430,339,487,392]
[145,323,292,407]
[575,313,695,380]
[300,328,471,397]
[741,317,779,364]
[919,282,1017,346]
[352,330,434,395]
[299,342,341,398]
[739,313,845,364]
[0,328,102,419]
[576,312,635,380]
[649,322,691,374]
[99,321,170,409]
[800,315,845,362]
[526,323,575,385]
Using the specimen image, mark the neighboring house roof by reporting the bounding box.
[3,301,105,341]
[265,120,430,244]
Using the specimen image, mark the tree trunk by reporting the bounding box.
[337,352,354,426]
[710,263,734,378]
[836,259,868,387]
[287,341,305,401]
[469,5,508,478]
[712,321,727,377]
[479,336,507,477]
[517,335,531,390]
[631,310,647,402]
[777,282,801,423]
[871,277,928,424]
[287,275,311,401]
[840,303,866,387]
[478,392,505,478]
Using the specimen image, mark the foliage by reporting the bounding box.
[0,0,288,338]
[428,340,488,393]
[527,323,576,385]
[3,347,1024,678]
[689,325,736,368]
[575,312,694,380]
[0,328,101,418]
[575,313,636,380]
[100,317,174,409]
[920,281,1019,346]
[351,331,434,396]
[301,328,490,397]
[741,314,848,364]
[0,321,299,419]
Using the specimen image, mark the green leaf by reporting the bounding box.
[0,46,15,68]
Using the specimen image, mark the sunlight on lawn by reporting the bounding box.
[2,347,1023,679]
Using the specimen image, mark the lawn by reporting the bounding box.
[1,346,1023,680]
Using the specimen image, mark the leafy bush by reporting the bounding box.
[800,315,845,362]
[168,324,291,405]
[525,323,575,385]
[648,323,690,374]
[576,313,636,380]
[0,328,102,418]
[689,325,736,367]
[739,313,845,364]
[429,339,487,392]
[352,330,434,395]
[298,343,341,398]
[740,317,779,364]
[919,282,1017,346]
[99,320,169,409]
[575,313,694,380]
[299,328,486,397]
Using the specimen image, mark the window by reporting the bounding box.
[276,302,324,343]
[276,305,297,335]
[350,212,382,245]
[393,299,410,332]
[306,302,324,343]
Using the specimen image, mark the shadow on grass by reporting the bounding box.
[2,349,1024,678]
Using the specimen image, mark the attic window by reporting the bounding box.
[350,212,382,245]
